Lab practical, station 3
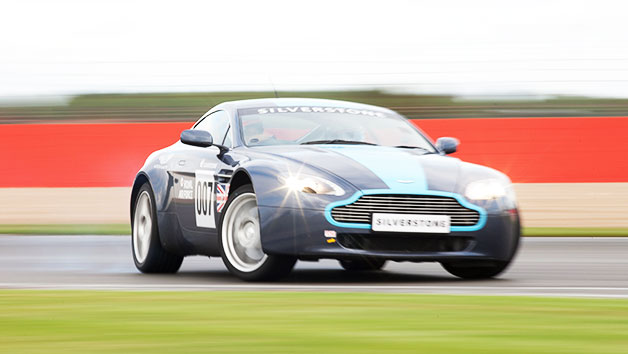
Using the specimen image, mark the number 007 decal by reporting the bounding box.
[194,170,215,228]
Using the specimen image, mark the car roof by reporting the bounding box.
[214,97,396,114]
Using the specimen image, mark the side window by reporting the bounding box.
[194,111,230,146]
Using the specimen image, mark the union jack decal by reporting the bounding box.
[216,183,230,213]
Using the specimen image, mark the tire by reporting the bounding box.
[218,185,296,281]
[442,231,520,279]
[339,258,386,271]
[131,183,183,273]
[441,260,510,279]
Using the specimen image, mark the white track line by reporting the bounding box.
[1,283,628,290]
[1,283,628,298]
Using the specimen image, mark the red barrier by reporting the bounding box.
[0,123,192,187]
[414,117,628,183]
[1,117,627,187]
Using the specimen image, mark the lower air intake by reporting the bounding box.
[337,234,472,253]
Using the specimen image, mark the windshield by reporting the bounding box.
[237,106,436,151]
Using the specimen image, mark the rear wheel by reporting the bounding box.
[219,185,296,281]
[339,258,386,271]
[132,183,183,273]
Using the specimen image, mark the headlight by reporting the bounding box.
[465,179,512,200]
[282,175,345,196]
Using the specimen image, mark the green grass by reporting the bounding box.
[1,224,627,237]
[523,227,628,237]
[0,291,627,353]
[0,224,130,235]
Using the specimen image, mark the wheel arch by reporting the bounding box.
[229,169,254,196]
[224,165,298,256]
[130,172,150,223]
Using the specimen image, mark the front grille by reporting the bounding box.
[331,194,480,227]
[337,233,472,253]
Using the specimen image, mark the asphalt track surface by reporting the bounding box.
[0,236,626,298]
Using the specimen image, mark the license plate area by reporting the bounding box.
[371,213,451,233]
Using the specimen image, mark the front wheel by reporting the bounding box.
[444,226,520,279]
[441,260,510,279]
[218,185,296,281]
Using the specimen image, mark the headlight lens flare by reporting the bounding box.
[283,175,345,196]
[465,179,511,201]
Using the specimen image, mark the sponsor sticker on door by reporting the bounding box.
[372,213,450,233]
[194,170,215,228]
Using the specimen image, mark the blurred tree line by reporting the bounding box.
[2,90,628,123]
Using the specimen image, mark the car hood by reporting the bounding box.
[249,145,468,194]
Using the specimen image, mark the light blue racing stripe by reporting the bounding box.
[323,145,428,193]
[321,145,487,232]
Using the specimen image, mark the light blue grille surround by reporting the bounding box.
[325,189,487,232]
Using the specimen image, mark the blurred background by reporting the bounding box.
[1,0,627,235]
[2,2,628,352]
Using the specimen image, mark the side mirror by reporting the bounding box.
[435,137,459,155]
[180,129,213,147]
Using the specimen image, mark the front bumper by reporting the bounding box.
[258,205,520,262]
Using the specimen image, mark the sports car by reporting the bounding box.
[130,98,520,281]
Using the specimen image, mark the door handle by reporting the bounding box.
[178,160,186,166]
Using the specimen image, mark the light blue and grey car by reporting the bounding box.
[130,98,520,281]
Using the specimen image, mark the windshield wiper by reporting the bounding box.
[394,145,434,153]
[301,139,377,146]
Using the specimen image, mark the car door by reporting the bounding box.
[170,110,233,249]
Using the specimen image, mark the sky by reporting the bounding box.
[2,0,628,99]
